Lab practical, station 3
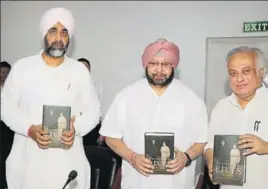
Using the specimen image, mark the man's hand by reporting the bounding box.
[130,153,154,176]
[207,159,219,185]
[61,116,75,149]
[166,148,187,174]
[238,134,268,155]
[204,149,219,185]
[28,125,51,149]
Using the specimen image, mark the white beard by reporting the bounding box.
[49,49,65,58]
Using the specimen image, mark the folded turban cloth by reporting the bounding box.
[40,7,75,38]
[142,38,180,68]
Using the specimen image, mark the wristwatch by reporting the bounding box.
[184,152,192,167]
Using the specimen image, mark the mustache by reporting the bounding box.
[51,41,64,48]
[145,67,174,87]
[152,73,166,77]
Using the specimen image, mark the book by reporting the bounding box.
[42,105,71,148]
[144,132,174,174]
[212,135,247,186]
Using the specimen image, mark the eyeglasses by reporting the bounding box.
[228,67,254,78]
[148,62,172,69]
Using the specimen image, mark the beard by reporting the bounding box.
[44,38,69,58]
[145,68,174,87]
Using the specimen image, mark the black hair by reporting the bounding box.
[0,61,11,69]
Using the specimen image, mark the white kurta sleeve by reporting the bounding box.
[205,106,220,151]
[74,70,101,137]
[99,93,125,139]
[1,63,31,136]
[193,100,209,143]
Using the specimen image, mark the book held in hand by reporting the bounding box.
[212,135,247,186]
[144,132,174,174]
[42,105,71,148]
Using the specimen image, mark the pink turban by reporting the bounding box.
[40,7,75,38]
[142,38,180,68]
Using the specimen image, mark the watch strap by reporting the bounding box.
[184,152,192,167]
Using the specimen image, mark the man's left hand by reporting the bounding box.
[238,134,268,155]
[166,148,187,174]
[61,116,76,149]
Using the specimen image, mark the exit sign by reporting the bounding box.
[243,21,268,33]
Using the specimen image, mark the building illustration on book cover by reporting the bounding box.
[144,132,174,174]
[212,135,246,186]
[42,105,71,148]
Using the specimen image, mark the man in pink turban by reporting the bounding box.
[1,7,101,189]
[100,38,208,189]
[141,38,180,88]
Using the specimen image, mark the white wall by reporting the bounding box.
[1,1,267,114]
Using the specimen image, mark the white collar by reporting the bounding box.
[229,85,266,109]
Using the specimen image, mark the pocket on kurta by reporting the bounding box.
[52,81,78,106]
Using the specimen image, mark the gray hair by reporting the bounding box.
[225,46,268,85]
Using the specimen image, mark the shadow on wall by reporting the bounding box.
[264,76,268,88]
[67,36,76,57]
[224,77,232,96]
[174,67,181,79]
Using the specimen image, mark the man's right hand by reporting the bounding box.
[207,153,219,185]
[28,125,51,149]
[130,153,154,176]
[207,161,214,181]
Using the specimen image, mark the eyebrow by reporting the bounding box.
[49,27,68,32]
[228,66,252,71]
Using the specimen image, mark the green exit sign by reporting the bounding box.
[243,21,268,33]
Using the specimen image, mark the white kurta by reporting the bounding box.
[99,78,208,189]
[206,86,268,189]
[1,51,101,189]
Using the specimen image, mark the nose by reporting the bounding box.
[156,63,164,72]
[55,32,62,41]
[236,72,245,82]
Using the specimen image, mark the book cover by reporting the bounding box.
[144,132,174,174]
[42,105,71,148]
[212,135,246,186]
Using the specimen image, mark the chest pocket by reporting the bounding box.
[250,112,268,141]
[256,119,268,141]
[61,82,78,103]
[48,74,78,106]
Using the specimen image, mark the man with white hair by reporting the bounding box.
[1,7,101,189]
[204,46,268,189]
